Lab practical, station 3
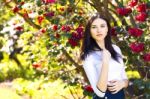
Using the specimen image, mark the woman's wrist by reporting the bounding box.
[121,80,128,88]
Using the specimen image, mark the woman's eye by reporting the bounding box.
[91,26,97,28]
[100,25,105,27]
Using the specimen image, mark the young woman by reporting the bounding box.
[80,14,129,99]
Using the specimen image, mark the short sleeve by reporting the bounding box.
[83,55,105,97]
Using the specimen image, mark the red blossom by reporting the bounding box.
[23,13,29,19]
[42,0,56,4]
[84,85,94,93]
[59,7,65,12]
[116,7,132,16]
[128,0,138,7]
[76,26,84,34]
[14,26,23,31]
[53,25,58,31]
[54,33,60,38]
[20,2,25,5]
[136,3,147,12]
[143,53,150,62]
[32,63,41,68]
[128,28,143,37]
[72,32,79,40]
[135,12,147,22]
[68,38,78,47]
[37,16,44,24]
[67,7,73,12]
[44,12,54,17]
[12,6,19,13]
[129,42,144,53]
[61,25,71,32]
[110,27,117,36]
[40,28,46,33]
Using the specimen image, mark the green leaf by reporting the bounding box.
[17,0,22,3]
[139,23,147,29]
[0,51,3,61]
[59,0,67,6]
[0,25,3,31]
[69,0,75,4]
[36,0,42,7]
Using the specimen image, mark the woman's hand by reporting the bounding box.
[102,49,111,63]
[107,80,125,94]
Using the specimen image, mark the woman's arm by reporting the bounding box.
[83,54,107,97]
[97,49,111,93]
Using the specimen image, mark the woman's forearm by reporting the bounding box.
[96,61,109,92]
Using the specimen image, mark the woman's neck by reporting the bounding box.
[96,40,105,50]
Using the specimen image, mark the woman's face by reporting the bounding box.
[90,18,108,42]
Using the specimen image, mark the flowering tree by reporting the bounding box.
[84,0,150,98]
[0,0,150,98]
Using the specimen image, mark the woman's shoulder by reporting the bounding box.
[84,51,101,60]
[112,44,121,51]
[112,44,122,55]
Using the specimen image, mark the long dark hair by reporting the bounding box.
[80,14,121,62]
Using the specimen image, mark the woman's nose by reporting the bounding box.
[97,28,101,33]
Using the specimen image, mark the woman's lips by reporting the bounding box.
[96,34,103,36]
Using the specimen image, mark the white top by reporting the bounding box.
[83,45,128,97]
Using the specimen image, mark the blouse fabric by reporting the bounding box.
[83,45,128,98]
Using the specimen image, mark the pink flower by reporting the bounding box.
[128,0,138,7]
[42,0,56,4]
[128,28,143,37]
[136,3,147,12]
[143,53,150,62]
[84,85,94,93]
[129,42,144,53]
[135,12,147,22]
[116,7,132,16]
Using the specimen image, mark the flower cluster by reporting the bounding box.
[68,26,84,47]
[117,0,148,22]
[83,85,94,93]
[110,27,117,36]
[143,53,150,62]
[135,12,147,22]
[116,7,132,16]
[116,0,150,62]
[128,0,138,7]
[129,42,144,53]
[128,28,143,37]
[42,0,56,4]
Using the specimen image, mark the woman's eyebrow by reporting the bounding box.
[91,23,107,26]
